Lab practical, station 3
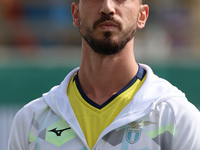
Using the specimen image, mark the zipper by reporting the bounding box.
[92,102,155,150]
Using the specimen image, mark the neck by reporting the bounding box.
[78,38,138,105]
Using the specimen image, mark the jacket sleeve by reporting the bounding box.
[168,98,200,149]
[8,107,32,150]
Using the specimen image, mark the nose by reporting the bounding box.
[100,0,115,15]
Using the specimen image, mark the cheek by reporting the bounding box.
[122,13,138,27]
[80,12,97,29]
[118,3,139,21]
[124,9,140,25]
[79,15,94,33]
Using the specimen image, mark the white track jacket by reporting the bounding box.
[8,64,200,150]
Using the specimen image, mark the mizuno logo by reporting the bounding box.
[49,127,71,136]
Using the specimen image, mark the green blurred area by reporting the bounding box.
[0,64,200,108]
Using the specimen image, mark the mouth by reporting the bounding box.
[98,21,119,30]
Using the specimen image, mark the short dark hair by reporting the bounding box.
[141,0,146,4]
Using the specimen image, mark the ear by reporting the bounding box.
[71,2,80,27]
[137,4,149,29]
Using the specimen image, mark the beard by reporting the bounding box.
[79,14,137,55]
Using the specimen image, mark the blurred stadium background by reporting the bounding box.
[0,0,200,149]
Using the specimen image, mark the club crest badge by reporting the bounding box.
[126,121,156,144]
[126,128,142,144]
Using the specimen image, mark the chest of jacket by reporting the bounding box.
[28,106,174,150]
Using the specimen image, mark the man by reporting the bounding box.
[8,0,200,149]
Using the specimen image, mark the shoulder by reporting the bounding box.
[164,98,200,149]
[8,97,48,149]
[165,98,200,125]
[13,97,48,125]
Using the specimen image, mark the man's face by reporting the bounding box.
[72,0,148,55]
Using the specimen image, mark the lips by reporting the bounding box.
[98,21,119,30]
[99,21,118,26]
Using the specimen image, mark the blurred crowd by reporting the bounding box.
[0,0,78,47]
[0,0,200,57]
